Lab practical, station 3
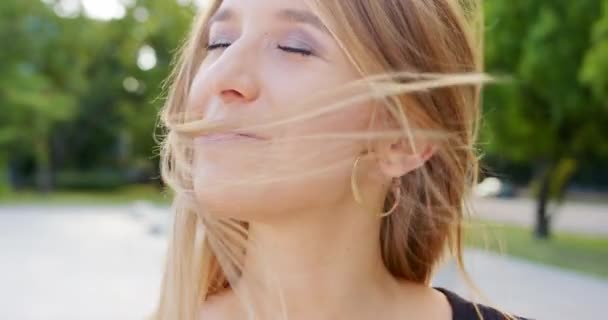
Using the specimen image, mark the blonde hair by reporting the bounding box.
[154,0,506,319]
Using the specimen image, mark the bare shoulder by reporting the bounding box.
[198,290,240,320]
[392,280,452,320]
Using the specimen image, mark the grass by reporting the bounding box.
[0,184,171,205]
[465,220,608,279]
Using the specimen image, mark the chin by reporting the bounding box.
[191,148,355,222]
[193,169,292,222]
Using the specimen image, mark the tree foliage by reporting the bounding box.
[483,0,608,237]
[0,0,197,190]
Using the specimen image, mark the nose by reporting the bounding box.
[209,45,260,105]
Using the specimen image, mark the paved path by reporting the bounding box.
[472,197,608,236]
[433,250,608,320]
[0,206,166,320]
[0,205,606,319]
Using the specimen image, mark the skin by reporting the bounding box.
[186,0,446,319]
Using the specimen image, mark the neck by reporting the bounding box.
[233,200,400,319]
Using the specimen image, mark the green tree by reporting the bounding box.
[581,1,608,107]
[1,0,196,191]
[0,0,88,191]
[483,1,608,238]
[113,0,197,182]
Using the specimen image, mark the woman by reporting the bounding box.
[155,0,527,319]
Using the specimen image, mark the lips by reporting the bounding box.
[233,132,264,139]
[197,132,267,142]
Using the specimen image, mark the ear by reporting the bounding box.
[375,138,436,178]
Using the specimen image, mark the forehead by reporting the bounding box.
[217,0,311,11]
[212,0,314,23]
[208,0,328,35]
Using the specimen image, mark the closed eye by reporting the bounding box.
[277,45,313,56]
[207,42,231,50]
[206,42,314,57]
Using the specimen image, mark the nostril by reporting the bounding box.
[220,89,246,102]
[222,89,244,97]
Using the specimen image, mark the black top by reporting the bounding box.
[434,287,531,320]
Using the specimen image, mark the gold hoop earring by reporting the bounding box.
[380,181,401,218]
[351,154,401,218]
[350,155,366,206]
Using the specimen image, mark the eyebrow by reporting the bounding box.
[208,8,328,33]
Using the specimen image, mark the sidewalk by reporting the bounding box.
[434,249,608,320]
[0,206,166,320]
[472,196,608,236]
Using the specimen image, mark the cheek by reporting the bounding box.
[185,63,214,116]
[265,67,372,145]
[264,56,371,139]
[277,102,373,166]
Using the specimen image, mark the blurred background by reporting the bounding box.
[0,1,607,319]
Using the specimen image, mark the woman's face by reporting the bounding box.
[188,0,379,221]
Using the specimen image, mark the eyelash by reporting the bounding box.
[206,42,313,57]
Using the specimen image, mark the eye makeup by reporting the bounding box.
[278,36,315,56]
[205,23,328,60]
[280,29,325,57]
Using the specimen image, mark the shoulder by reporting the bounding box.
[433,287,531,320]
[198,290,240,320]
